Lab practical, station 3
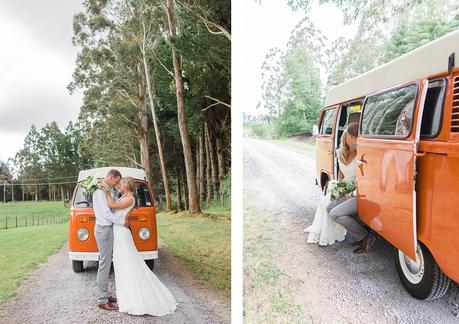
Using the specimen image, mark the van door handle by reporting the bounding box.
[358,154,367,176]
[414,152,426,157]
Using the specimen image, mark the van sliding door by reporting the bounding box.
[356,80,428,260]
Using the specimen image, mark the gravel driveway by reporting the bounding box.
[0,241,229,324]
[243,138,459,323]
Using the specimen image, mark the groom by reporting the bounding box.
[93,169,130,311]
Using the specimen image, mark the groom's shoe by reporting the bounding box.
[98,302,118,311]
[108,296,117,303]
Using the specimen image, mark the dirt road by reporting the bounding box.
[0,241,229,324]
[243,138,459,323]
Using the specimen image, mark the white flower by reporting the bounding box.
[90,177,99,186]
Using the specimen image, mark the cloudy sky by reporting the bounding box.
[0,1,83,162]
[241,1,358,115]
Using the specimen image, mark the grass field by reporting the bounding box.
[157,207,231,296]
[269,140,315,158]
[0,201,69,229]
[0,223,68,301]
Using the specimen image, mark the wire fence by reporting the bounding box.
[0,215,69,230]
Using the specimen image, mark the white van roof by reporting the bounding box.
[325,29,459,107]
[78,167,147,182]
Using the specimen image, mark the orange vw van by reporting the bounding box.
[69,167,158,273]
[314,30,459,300]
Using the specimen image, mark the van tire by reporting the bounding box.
[145,259,154,270]
[394,242,450,300]
[72,260,84,273]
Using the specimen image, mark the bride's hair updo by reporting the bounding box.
[121,177,137,193]
[339,122,359,165]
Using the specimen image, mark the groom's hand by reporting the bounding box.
[123,220,131,228]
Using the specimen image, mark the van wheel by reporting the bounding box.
[394,242,450,300]
[72,260,84,273]
[145,259,154,270]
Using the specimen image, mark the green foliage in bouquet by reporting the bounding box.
[79,175,110,194]
[329,179,356,201]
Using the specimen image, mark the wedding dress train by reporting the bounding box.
[112,197,177,316]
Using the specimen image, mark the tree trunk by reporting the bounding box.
[60,186,65,202]
[137,65,156,203]
[138,110,155,201]
[216,136,226,199]
[139,19,172,210]
[205,123,212,201]
[181,164,188,211]
[166,0,200,213]
[176,167,183,211]
[207,128,219,199]
[195,139,200,203]
[199,127,206,204]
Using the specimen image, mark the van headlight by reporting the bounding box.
[138,227,150,240]
[77,228,89,241]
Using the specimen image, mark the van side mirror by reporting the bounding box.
[312,125,319,136]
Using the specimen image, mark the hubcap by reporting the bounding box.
[398,243,424,284]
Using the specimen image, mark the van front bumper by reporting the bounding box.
[69,250,158,261]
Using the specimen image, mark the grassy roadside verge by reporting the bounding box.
[0,201,69,228]
[0,223,68,301]
[269,140,315,158]
[156,207,231,297]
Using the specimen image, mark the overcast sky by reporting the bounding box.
[0,1,83,162]
[241,1,358,115]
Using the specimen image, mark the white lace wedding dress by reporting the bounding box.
[305,155,357,245]
[112,196,177,316]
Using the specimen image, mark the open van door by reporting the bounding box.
[315,106,338,189]
[356,79,428,260]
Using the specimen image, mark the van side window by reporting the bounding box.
[320,108,336,135]
[361,84,417,137]
[420,79,446,138]
[136,183,153,207]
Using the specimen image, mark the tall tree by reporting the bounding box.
[166,0,200,213]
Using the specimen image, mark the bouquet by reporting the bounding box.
[329,179,356,201]
[79,175,111,194]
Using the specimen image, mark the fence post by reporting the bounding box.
[32,217,34,226]
[15,215,17,228]
[5,216,7,229]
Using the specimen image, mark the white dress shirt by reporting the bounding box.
[93,189,125,226]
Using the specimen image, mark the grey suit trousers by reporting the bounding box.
[328,197,368,241]
[94,224,114,304]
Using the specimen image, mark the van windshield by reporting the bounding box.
[73,182,153,208]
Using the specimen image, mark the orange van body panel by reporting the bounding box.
[356,137,417,260]
[415,75,459,283]
[68,181,158,255]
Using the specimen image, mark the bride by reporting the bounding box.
[105,177,177,316]
[305,123,359,246]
